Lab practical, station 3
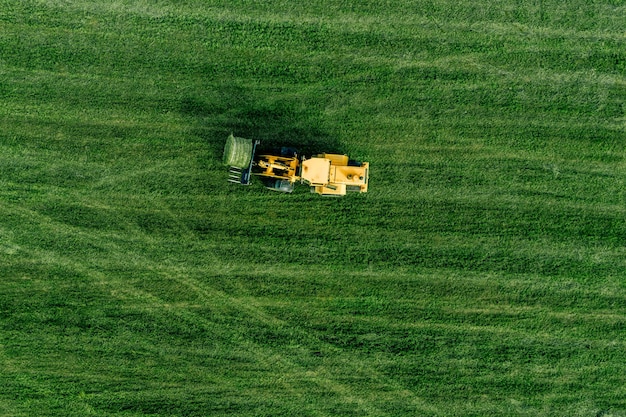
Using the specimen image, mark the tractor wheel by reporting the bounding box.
[263,178,294,193]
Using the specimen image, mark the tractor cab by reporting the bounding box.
[301,154,368,196]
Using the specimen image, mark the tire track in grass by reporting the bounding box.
[101,194,433,415]
[4,175,626,413]
[18,254,351,416]
[0,197,416,414]
[136,199,408,415]
[146,264,435,416]
[44,190,625,413]
[0,198,323,413]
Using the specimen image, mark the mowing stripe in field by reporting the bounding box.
[1,0,625,415]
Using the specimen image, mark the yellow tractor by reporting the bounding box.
[223,134,369,196]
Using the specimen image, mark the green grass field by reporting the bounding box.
[1,0,625,415]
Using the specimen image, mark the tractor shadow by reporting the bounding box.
[180,84,342,162]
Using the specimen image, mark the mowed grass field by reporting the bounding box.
[1,0,625,415]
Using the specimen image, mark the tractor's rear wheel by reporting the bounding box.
[262,178,295,193]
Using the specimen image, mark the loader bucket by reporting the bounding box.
[223,134,254,169]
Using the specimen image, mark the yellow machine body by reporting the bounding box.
[301,154,369,196]
[256,155,299,183]
[224,135,368,196]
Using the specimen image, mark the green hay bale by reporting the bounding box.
[223,134,253,168]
